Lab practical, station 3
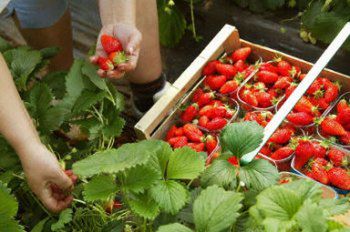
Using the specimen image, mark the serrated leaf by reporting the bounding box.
[28,83,53,119]
[124,165,160,194]
[31,218,49,232]
[102,116,125,140]
[73,140,162,178]
[42,71,68,99]
[295,200,327,232]
[0,182,18,218]
[239,159,279,191]
[281,179,323,201]
[158,0,186,47]
[129,193,160,220]
[40,47,60,59]
[157,223,193,232]
[82,61,109,91]
[51,208,73,231]
[72,90,107,114]
[150,180,188,214]
[0,217,24,232]
[0,37,12,52]
[40,105,67,132]
[193,185,243,232]
[200,160,237,188]
[148,141,173,177]
[166,147,205,180]
[221,122,264,158]
[83,175,118,202]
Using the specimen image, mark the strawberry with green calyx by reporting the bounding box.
[198,115,209,128]
[256,70,279,84]
[197,92,215,107]
[273,76,292,90]
[270,146,294,160]
[336,99,349,113]
[259,62,279,74]
[219,80,240,94]
[285,82,298,98]
[252,82,267,92]
[328,148,349,167]
[324,81,340,103]
[287,112,314,126]
[205,117,227,131]
[254,91,273,108]
[298,73,306,81]
[320,116,347,136]
[109,51,128,66]
[289,65,301,79]
[97,57,114,71]
[183,124,204,143]
[306,79,322,95]
[101,34,123,53]
[311,140,328,159]
[240,89,258,107]
[308,159,330,185]
[269,128,293,145]
[181,103,199,123]
[233,60,248,72]
[294,96,320,116]
[328,167,350,190]
[277,60,292,76]
[215,63,238,78]
[204,75,227,91]
[294,138,316,169]
[231,47,252,62]
[205,135,218,154]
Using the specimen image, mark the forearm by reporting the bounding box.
[0,54,41,159]
[98,0,136,26]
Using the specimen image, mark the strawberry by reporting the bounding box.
[225,109,235,119]
[328,149,349,167]
[197,92,215,106]
[192,88,204,103]
[260,145,272,156]
[310,161,329,185]
[187,143,205,152]
[268,89,278,99]
[233,60,248,72]
[298,73,306,81]
[277,60,292,76]
[109,51,128,65]
[211,106,227,119]
[256,111,273,127]
[253,82,267,91]
[257,71,279,84]
[205,75,227,91]
[287,112,314,126]
[255,91,273,108]
[241,90,258,107]
[199,105,214,118]
[306,79,322,95]
[269,128,292,145]
[202,60,219,76]
[244,112,258,122]
[336,108,350,125]
[168,136,188,148]
[340,131,350,145]
[198,115,209,128]
[294,139,315,169]
[273,76,291,90]
[313,157,328,166]
[227,156,239,166]
[290,65,301,78]
[215,63,237,77]
[219,80,240,94]
[321,117,347,136]
[311,97,329,111]
[312,141,327,158]
[175,127,184,137]
[324,82,339,103]
[260,62,279,73]
[232,47,251,62]
[285,83,297,98]
[270,146,294,160]
[205,135,218,154]
[294,96,319,116]
[101,34,123,53]
[64,170,78,185]
[206,117,227,131]
[166,125,178,141]
[328,167,350,190]
[337,99,349,113]
[181,104,199,123]
[183,124,204,143]
[97,57,114,71]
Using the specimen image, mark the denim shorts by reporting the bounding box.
[5,0,68,29]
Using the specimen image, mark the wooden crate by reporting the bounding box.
[135,24,350,140]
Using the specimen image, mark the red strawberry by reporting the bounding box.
[287,112,314,126]
[101,34,123,53]
[310,161,329,185]
[260,62,279,73]
[277,60,292,76]
[168,136,188,148]
[197,92,215,106]
[260,145,272,156]
[219,80,239,94]
[244,112,258,122]
[273,76,292,90]
[216,63,237,77]
[340,131,350,145]
[269,128,292,145]
[256,111,273,127]
[255,91,273,108]
[198,115,209,128]
[328,149,349,167]
[241,90,258,107]
[233,60,248,72]
[206,117,227,131]
[192,88,204,103]
[313,157,328,166]
[64,170,78,185]
[312,141,327,158]
[166,125,178,141]
[328,167,350,190]
[285,83,298,98]
[324,83,339,103]
[227,156,239,166]
[294,139,315,169]
[206,135,218,154]
[270,146,294,160]
[205,75,227,90]
[199,105,214,118]
[321,117,347,136]
[294,96,319,116]
[232,47,251,62]
[187,143,205,152]
[311,97,330,111]
[211,106,227,119]
[337,99,349,113]
[175,127,184,137]
[336,108,350,125]
[181,104,199,123]
[202,60,219,76]
[268,89,278,99]
[306,79,322,95]
[97,57,114,71]
[298,73,306,81]
[257,71,279,84]
[183,124,204,143]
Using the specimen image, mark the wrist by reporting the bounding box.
[15,139,46,164]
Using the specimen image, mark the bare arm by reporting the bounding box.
[0,53,73,213]
[99,0,136,26]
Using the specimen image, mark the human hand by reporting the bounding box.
[19,143,73,213]
[90,23,142,79]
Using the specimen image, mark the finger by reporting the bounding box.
[117,53,138,72]
[106,70,125,79]
[90,55,99,64]
[126,32,142,55]
[39,189,70,213]
[97,69,107,78]
[55,171,73,192]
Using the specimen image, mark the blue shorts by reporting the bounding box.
[6,0,68,29]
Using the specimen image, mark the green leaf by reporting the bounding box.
[200,160,237,188]
[102,116,125,140]
[124,165,161,194]
[0,37,12,52]
[149,180,188,214]
[101,220,123,232]
[0,139,20,169]
[157,223,193,232]
[193,185,243,232]
[83,175,118,202]
[82,61,109,91]
[158,0,187,47]
[40,105,67,132]
[51,208,73,231]
[72,90,107,114]
[0,217,24,232]
[281,179,323,201]
[42,71,68,99]
[220,122,264,158]
[319,198,350,217]
[129,193,160,220]
[239,159,279,191]
[295,200,327,232]
[28,83,53,119]
[262,0,286,10]
[148,141,173,177]
[40,47,60,59]
[166,147,205,180]
[73,140,162,178]
[31,218,49,232]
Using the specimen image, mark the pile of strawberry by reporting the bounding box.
[166,123,218,154]
[180,89,238,132]
[285,77,340,127]
[318,98,350,146]
[293,138,350,190]
[96,34,128,73]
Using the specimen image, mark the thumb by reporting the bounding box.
[54,170,73,192]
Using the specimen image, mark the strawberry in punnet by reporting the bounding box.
[285,83,298,98]
[287,112,314,126]
[312,141,327,158]
[260,145,272,156]
[199,105,215,118]
[240,89,259,107]
[253,82,267,92]
[183,124,204,143]
[166,125,178,141]
[187,143,205,152]
[328,167,350,190]
[270,146,294,160]
[294,96,319,116]
[269,128,293,145]
[309,160,329,185]
[181,104,199,123]
[215,63,237,77]
[227,156,239,166]
[320,116,347,136]
[219,80,240,94]
[175,127,184,136]
[336,107,350,125]
[290,65,301,78]
[232,47,251,62]
[298,73,306,81]
[340,131,350,145]
[260,62,279,73]
[206,117,227,131]
[109,51,128,66]
[192,88,204,103]
[306,79,322,95]
[310,97,330,111]
[197,92,215,107]
[254,91,273,108]
[337,99,349,113]
[294,139,315,169]
[168,136,188,148]
[273,76,292,90]
[328,148,349,167]
[97,57,114,71]
[101,34,123,53]
[198,115,209,128]
[205,135,218,154]
[256,70,279,84]
[202,60,219,76]
[233,60,248,72]
[204,75,227,91]
[324,82,339,103]
[211,106,227,119]
[277,60,292,76]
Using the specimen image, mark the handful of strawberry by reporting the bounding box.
[293,138,350,191]
[96,34,128,74]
